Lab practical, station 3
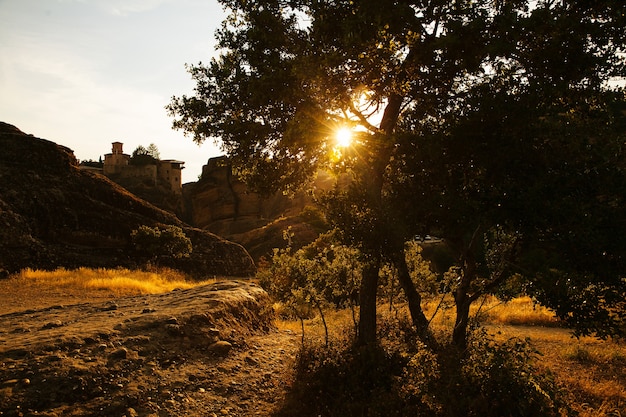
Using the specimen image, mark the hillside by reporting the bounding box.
[0,122,255,278]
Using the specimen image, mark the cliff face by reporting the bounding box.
[185,157,311,234]
[108,171,185,217]
[183,157,345,261]
[0,122,255,277]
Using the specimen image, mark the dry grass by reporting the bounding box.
[279,297,625,417]
[0,267,221,316]
[421,294,561,328]
[476,295,562,326]
[490,324,626,417]
[16,267,210,295]
[421,296,625,416]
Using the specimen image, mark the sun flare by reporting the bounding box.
[335,127,353,148]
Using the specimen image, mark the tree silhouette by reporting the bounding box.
[169,0,625,347]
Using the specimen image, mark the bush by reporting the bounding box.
[257,231,362,343]
[437,328,568,417]
[276,320,568,417]
[282,337,410,417]
[131,225,192,261]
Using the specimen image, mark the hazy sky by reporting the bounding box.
[0,0,226,183]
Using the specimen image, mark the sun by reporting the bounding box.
[335,127,353,148]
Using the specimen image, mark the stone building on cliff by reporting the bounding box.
[102,142,185,194]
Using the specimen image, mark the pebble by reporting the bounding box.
[101,303,118,311]
[109,347,128,360]
[207,341,232,356]
[41,320,63,329]
[2,379,19,386]
[244,355,258,365]
[165,324,182,335]
[10,327,31,333]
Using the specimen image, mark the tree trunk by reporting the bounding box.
[357,258,380,346]
[452,251,478,349]
[452,292,471,349]
[394,253,432,341]
[354,93,401,347]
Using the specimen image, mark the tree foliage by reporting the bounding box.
[258,231,363,344]
[130,144,160,166]
[131,225,192,261]
[169,0,626,345]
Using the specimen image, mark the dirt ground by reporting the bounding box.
[0,279,300,417]
[2,279,624,416]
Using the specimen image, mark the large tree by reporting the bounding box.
[168,0,626,346]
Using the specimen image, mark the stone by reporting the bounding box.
[165,324,182,336]
[41,320,63,330]
[109,347,128,360]
[207,341,232,356]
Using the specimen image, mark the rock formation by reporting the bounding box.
[0,122,255,277]
[183,156,343,261]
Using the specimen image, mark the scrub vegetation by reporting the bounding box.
[2,266,624,416]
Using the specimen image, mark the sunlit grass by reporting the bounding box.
[420,295,561,328]
[475,295,561,326]
[16,267,212,295]
[281,297,624,417]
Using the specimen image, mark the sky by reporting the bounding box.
[0,0,226,183]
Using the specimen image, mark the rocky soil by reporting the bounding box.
[0,280,299,416]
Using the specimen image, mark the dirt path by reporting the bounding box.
[0,281,300,416]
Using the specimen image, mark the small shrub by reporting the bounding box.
[276,313,570,417]
[400,340,442,413]
[131,225,192,261]
[298,205,328,230]
[257,231,362,344]
[456,328,568,417]
[284,337,409,417]
[565,345,595,364]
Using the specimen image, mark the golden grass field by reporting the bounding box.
[2,268,624,416]
[17,267,204,294]
[0,267,217,315]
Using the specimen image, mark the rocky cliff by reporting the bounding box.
[183,157,342,261]
[0,122,255,277]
